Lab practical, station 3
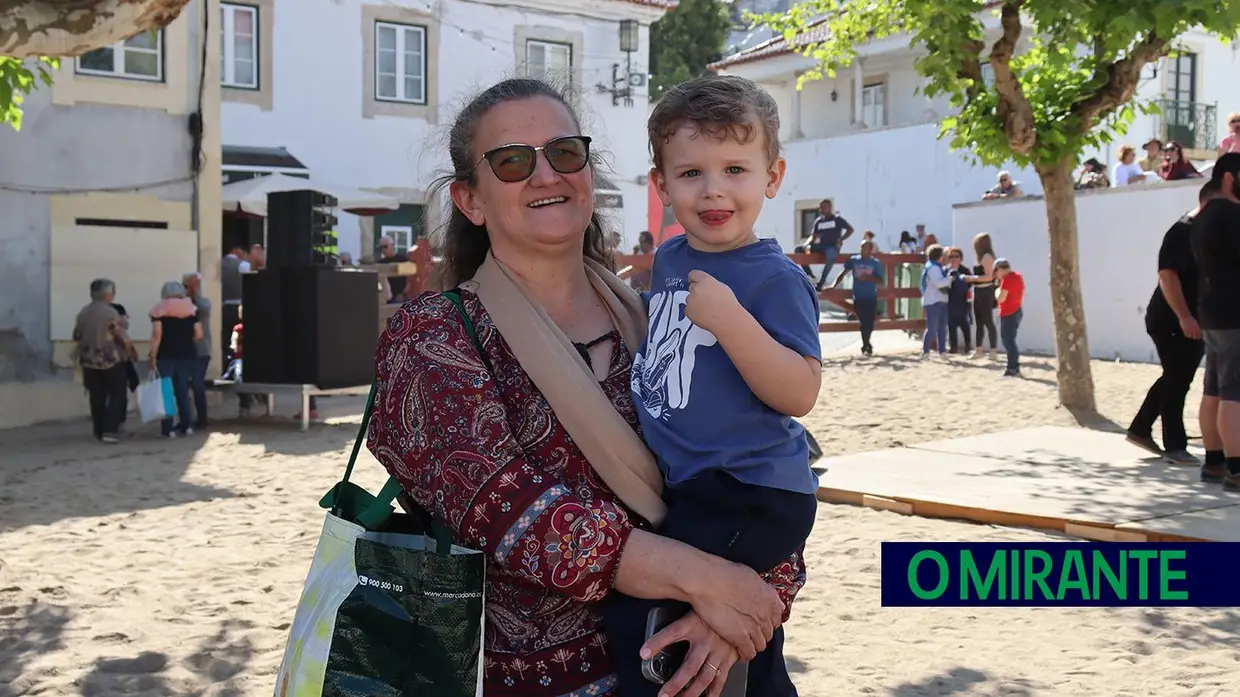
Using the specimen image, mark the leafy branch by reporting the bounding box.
[0,57,58,131]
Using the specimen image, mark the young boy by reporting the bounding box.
[608,74,821,697]
[994,258,1025,376]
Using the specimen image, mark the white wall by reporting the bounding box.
[222,0,659,259]
[0,4,207,381]
[950,179,1203,364]
[756,122,1041,251]
[762,63,948,142]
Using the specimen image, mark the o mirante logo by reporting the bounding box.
[881,542,1240,607]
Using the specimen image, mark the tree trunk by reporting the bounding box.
[1036,162,1097,412]
[1,0,190,57]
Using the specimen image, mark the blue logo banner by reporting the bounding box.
[881,542,1240,607]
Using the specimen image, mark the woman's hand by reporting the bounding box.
[611,530,782,659]
[641,611,739,697]
[687,559,783,660]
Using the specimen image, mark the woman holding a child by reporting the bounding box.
[366,76,817,697]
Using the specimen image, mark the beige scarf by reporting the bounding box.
[464,252,667,527]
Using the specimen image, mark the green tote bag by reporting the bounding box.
[274,291,486,697]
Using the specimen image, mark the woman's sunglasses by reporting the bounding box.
[476,135,592,183]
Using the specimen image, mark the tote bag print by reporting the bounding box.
[274,380,486,697]
[275,515,485,697]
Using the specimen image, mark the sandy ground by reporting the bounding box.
[1,350,1237,697]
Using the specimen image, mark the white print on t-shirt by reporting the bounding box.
[632,289,717,420]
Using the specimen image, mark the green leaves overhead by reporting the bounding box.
[649,0,732,101]
[749,0,1240,168]
[0,56,58,132]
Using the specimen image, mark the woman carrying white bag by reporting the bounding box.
[145,281,201,437]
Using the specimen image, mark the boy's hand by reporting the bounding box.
[685,270,740,333]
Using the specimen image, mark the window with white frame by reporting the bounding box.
[375,21,427,104]
[861,82,885,127]
[76,30,163,81]
[221,3,258,89]
[381,225,414,255]
[526,40,572,83]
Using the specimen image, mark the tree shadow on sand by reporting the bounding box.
[1128,606,1240,654]
[0,432,234,534]
[212,393,369,458]
[0,596,70,697]
[834,353,1056,387]
[76,618,255,697]
[889,667,1041,696]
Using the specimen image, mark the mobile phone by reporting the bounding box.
[640,606,749,696]
[641,606,688,684]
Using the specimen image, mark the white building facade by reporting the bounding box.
[712,16,1240,253]
[219,0,672,262]
[0,0,223,429]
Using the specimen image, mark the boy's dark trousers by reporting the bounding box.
[1000,308,1023,372]
[854,297,878,352]
[948,308,972,353]
[604,471,817,697]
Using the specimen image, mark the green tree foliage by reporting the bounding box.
[751,0,1240,410]
[650,0,732,100]
[0,57,57,131]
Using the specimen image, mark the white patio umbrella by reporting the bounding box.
[221,173,400,216]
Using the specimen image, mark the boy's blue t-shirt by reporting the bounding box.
[844,255,884,300]
[631,235,822,496]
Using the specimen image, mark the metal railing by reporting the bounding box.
[1155,99,1218,151]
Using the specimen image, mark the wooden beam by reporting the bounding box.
[817,487,1221,543]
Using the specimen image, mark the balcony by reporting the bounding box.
[1154,99,1217,153]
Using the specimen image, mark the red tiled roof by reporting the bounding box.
[710,1,1002,71]
[613,0,678,8]
[709,17,831,71]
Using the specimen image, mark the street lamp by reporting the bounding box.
[619,19,639,53]
[611,19,641,107]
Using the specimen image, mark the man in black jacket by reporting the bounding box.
[1190,153,1240,490]
[1127,180,1220,464]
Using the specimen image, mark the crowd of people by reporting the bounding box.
[792,207,1026,375]
[1079,122,1240,191]
[70,269,246,442]
[1128,152,1240,492]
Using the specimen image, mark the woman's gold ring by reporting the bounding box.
[705,662,719,674]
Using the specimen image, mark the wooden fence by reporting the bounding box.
[617,251,927,334]
[382,245,927,336]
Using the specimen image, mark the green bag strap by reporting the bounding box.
[336,289,485,554]
[442,288,493,372]
[339,378,380,489]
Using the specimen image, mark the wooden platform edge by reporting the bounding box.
[816,487,1217,542]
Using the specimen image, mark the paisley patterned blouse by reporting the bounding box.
[367,290,806,697]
